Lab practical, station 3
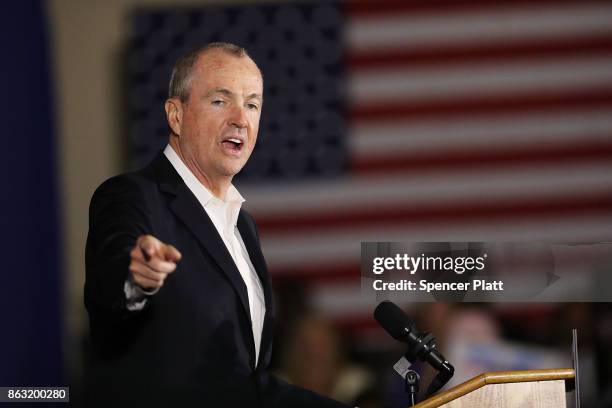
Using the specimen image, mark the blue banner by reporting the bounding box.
[0,0,63,387]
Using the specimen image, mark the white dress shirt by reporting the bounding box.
[125,144,266,364]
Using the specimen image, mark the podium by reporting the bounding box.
[413,368,575,408]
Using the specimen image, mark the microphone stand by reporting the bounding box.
[399,331,455,404]
[404,369,420,407]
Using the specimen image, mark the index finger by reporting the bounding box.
[162,244,182,263]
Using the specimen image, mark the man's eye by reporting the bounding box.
[212,100,225,106]
[247,103,259,111]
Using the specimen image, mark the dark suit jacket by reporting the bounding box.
[85,153,348,407]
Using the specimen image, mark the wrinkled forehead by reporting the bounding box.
[194,49,263,87]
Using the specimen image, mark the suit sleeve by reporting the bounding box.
[85,175,153,321]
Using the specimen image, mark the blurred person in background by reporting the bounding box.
[84,42,349,408]
[276,311,377,406]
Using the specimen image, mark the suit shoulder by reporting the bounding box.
[91,166,156,202]
[87,167,159,236]
[88,170,161,226]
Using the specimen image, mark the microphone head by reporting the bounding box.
[374,301,414,341]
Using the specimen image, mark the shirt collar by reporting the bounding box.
[163,144,245,209]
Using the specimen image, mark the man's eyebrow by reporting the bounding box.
[206,88,263,103]
[246,93,263,103]
[206,88,233,97]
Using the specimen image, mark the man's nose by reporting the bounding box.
[229,105,248,129]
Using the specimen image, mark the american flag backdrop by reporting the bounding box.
[127,0,612,337]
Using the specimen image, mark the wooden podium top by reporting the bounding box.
[413,368,575,408]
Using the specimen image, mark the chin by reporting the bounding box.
[221,165,245,177]
[225,160,249,174]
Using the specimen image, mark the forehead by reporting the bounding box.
[191,50,263,93]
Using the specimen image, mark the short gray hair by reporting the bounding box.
[168,42,253,102]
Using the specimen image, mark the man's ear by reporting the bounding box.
[165,98,183,136]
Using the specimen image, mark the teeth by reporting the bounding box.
[227,138,242,144]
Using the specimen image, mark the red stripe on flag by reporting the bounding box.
[257,191,612,234]
[349,35,612,70]
[351,139,612,175]
[350,88,612,122]
[334,316,380,333]
[346,0,606,18]
[272,262,361,282]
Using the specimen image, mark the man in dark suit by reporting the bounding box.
[85,42,349,407]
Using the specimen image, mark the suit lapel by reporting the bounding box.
[237,212,275,369]
[237,212,272,307]
[153,153,252,325]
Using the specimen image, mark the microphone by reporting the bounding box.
[374,301,454,395]
[374,300,417,341]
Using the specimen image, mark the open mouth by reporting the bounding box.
[221,138,244,153]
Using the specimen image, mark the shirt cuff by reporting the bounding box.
[124,275,158,311]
